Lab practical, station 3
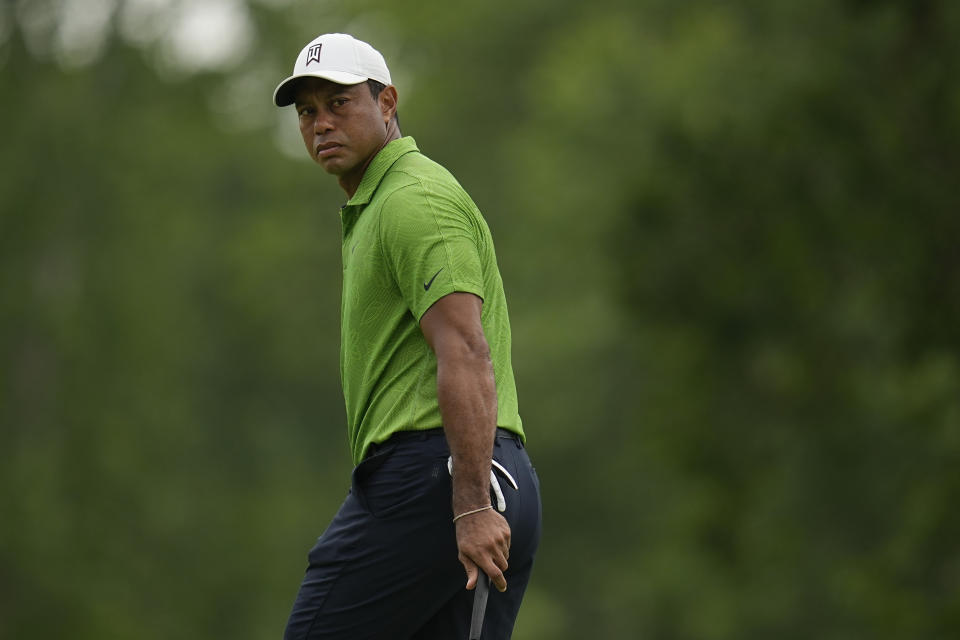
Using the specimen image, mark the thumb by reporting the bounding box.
[460,554,479,590]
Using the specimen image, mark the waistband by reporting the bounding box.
[366,427,521,458]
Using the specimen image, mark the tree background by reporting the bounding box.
[2,0,959,638]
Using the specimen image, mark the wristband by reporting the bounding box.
[452,505,494,523]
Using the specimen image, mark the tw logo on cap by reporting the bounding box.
[306,44,322,66]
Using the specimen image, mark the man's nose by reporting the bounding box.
[313,110,334,134]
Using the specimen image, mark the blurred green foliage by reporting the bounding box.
[2,0,959,638]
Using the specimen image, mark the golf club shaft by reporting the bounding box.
[469,573,490,639]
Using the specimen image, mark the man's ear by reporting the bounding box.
[379,85,398,123]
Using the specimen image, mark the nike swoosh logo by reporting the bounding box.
[424,268,444,291]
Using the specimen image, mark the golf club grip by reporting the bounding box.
[469,573,490,639]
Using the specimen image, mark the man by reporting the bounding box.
[274,33,541,639]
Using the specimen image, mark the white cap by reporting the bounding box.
[273,33,392,107]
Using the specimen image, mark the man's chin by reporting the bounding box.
[316,156,353,176]
[316,158,342,175]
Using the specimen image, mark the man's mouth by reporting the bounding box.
[316,142,342,158]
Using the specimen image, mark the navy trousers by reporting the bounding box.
[284,429,542,640]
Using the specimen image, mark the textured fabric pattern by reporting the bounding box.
[339,137,523,464]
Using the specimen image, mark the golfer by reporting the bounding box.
[275,33,542,639]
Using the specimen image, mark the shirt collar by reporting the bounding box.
[346,136,419,207]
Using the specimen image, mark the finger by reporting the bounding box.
[483,539,511,576]
[460,554,479,590]
[483,562,508,593]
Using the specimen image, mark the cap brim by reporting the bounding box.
[273,70,369,106]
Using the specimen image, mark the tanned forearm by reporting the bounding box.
[420,292,511,591]
[437,339,499,514]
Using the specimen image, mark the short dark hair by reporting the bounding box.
[367,80,400,128]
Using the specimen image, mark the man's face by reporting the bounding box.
[293,78,393,182]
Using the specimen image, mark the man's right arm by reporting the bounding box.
[420,291,511,593]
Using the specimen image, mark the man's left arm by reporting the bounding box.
[420,292,511,593]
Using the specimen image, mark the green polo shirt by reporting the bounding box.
[339,137,523,464]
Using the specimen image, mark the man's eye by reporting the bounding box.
[332,98,348,107]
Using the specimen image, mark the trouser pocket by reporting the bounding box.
[355,445,450,518]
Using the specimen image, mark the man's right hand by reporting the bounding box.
[455,507,511,592]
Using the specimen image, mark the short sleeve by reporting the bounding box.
[378,182,485,320]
